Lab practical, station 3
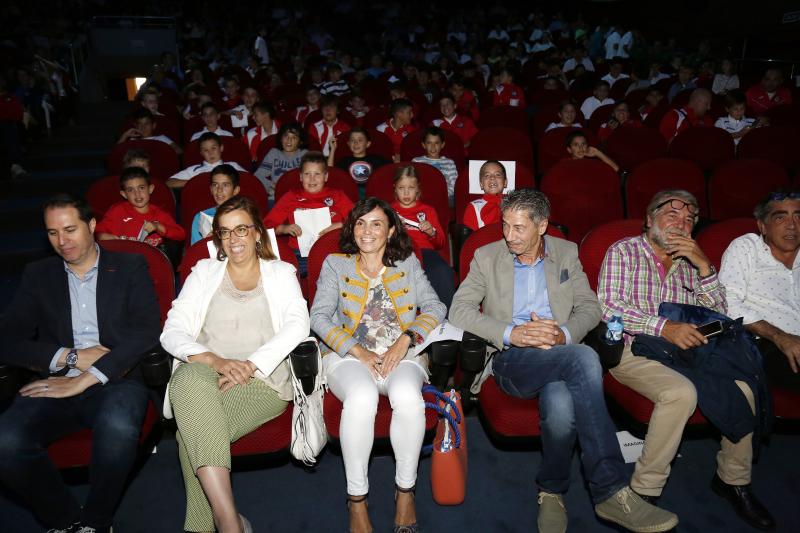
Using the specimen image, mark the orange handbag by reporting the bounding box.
[423,386,468,505]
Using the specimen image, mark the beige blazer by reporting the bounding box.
[449,235,601,357]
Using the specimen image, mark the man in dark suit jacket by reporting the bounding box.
[449,189,678,533]
[0,194,160,533]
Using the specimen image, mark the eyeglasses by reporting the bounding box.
[655,199,699,217]
[216,224,255,239]
[769,191,800,201]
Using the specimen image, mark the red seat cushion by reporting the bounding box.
[324,389,439,439]
[771,387,800,420]
[603,373,707,426]
[48,400,159,469]
[477,376,541,438]
[230,407,293,456]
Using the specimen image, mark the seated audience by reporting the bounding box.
[96,167,185,246]
[598,102,642,142]
[601,59,630,88]
[376,98,417,162]
[546,100,583,132]
[295,86,321,124]
[190,102,234,142]
[580,80,614,120]
[321,64,350,97]
[244,101,280,161]
[411,126,459,201]
[118,108,181,154]
[714,89,768,145]
[449,78,480,122]
[449,188,678,533]
[264,152,354,274]
[391,165,455,307]
[161,195,309,533]
[746,67,793,115]
[167,133,246,189]
[431,92,478,148]
[667,66,697,102]
[329,127,390,192]
[308,95,351,157]
[491,67,526,108]
[190,164,241,245]
[598,190,775,531]
[255,122,308,198]
[659,88,713,142]
[464,160,507,231]
[565,130,619,172]
[220,76,242,110]
[720,190,800,392]
[309,197,446,533]
[562,47,594,72]
[639,88,665,121]
[0,194,160,533]
[346,89,370,121]
[712,59,740,96]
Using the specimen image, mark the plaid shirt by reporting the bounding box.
[597,235,727,342]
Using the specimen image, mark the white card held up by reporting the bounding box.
[468,160,516,194]
[198,211,214,239]
[414,321,465,356]
[616,431,645,463]
[399,215,420,229]
[294,207,332,257]
[230,105,249,128]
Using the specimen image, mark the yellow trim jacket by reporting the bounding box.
[310,253,447,357]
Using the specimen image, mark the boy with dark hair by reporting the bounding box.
[580,80,614,119]
[190,164,241,244]
[328,127,390,190]
[96,167,185,246]
[412,126,459,200]
[432,92,478,148]
[117,108,181,154]
[295,86,321,123]
[376,98,417,161]
[321,64,350,97]
[245,101,280,161]
[715,89,766,145]
[492,67,526,108]
[122,149,151,173]
[308,95,351,156]
[190,102,234,142]
[167,133,246,189]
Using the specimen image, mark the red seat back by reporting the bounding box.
[98,239,175,326]
[709,159,790,220]
[365,163,451,228]
[541,159,623,243]
[477,106,530,133]
[578,219,643,291]
[468,127,535,172]
[696,218,759,270]
[179,171,268,238]
[183,136,253,170]
[87,175,175,220]
[625,158,707,219]
[587,103,617,133]
[107,140,181,181]
[737,125,800,171]
[537,128,599,175]
[306,229,343,306]
[604,127,667,172]
[330,129,395,163]
[669,127,735,172]
[274,167,359,204]
[399,128,466,165]
[255,134,279,165]
[453,164,535,225]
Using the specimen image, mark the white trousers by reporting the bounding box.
[326,358,426,496]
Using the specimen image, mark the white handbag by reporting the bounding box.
[289,339,327,466]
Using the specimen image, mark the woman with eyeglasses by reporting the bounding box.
[310,197,446,533]
[161,195,310,533]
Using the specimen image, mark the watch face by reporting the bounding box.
[66,350,78,367]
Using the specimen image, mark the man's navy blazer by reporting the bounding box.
[1,249,161,382]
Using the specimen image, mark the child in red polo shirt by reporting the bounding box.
[263,152,354,275]
[491,67,527,108]
[463,160,508,231]
[376,98,417,162]
[96,167,185,247]
[432,92,478,148]
[391,165,454,307]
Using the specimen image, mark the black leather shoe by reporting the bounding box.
[711,473,775,531]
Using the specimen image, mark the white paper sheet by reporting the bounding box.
[294,207,332,257]
[230,105,249,128]
[468,160,517,194]
[198,212,214,239]
[616,431,645,463]
[414,321,465,356]
[399,215,420,229]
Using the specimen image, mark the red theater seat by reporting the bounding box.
[537,128,598,175]
[578,219,643,292]
[183,136,253,170]
[708,159,790,220]
[274,167,359,204]
[87,175,175,220]
[107,140,181,181]
[477,106,530,133]
[477,377,541,438]
[468,127,535,173]
[695,218,758,270]
[669,127,735,172]
[587,103,616,133]
[366,162,451,230]
[625,158,707,219]
[604,374,708,429]
[541,159,623,243]
[737,126,800,172]
[604,127,667,172]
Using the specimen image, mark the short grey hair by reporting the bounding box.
[501,189,550,223]
[644,189,699,231]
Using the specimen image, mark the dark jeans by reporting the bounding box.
[492,344,628,504]
[757,338,800,392]
[0,379,149,529]
[421,249,455,309]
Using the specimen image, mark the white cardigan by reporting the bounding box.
[160,257,310,418]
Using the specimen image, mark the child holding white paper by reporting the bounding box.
[463,160,508,231]
[189,164,241,245]
[263,151,354,274]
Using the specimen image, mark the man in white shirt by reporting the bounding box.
[601,60,631,88]
[167,133,245,189]
[563,47,595,73]
[580,81,614,119]
[190,103,234,142]
[720,190,800,391]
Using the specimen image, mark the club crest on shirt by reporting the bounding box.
[324,197,334,207]
[416,212,426,222]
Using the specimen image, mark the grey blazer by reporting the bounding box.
[449,235,601,352]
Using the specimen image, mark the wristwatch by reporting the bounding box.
[66,348,79,370]
[403,330,422,346]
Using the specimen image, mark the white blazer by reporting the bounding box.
[160,257,310,418]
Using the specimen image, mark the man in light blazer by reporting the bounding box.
[449,189,678,533]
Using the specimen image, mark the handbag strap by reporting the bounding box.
[422,385,462,423]
[422,401,461,453]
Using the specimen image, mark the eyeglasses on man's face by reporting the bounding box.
[216,224,255,239]
[655,199,699,217]
[768,191,800,202]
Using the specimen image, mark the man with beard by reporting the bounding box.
[597,189,775,531]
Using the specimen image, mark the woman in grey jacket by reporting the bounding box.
[310,197,446,533]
